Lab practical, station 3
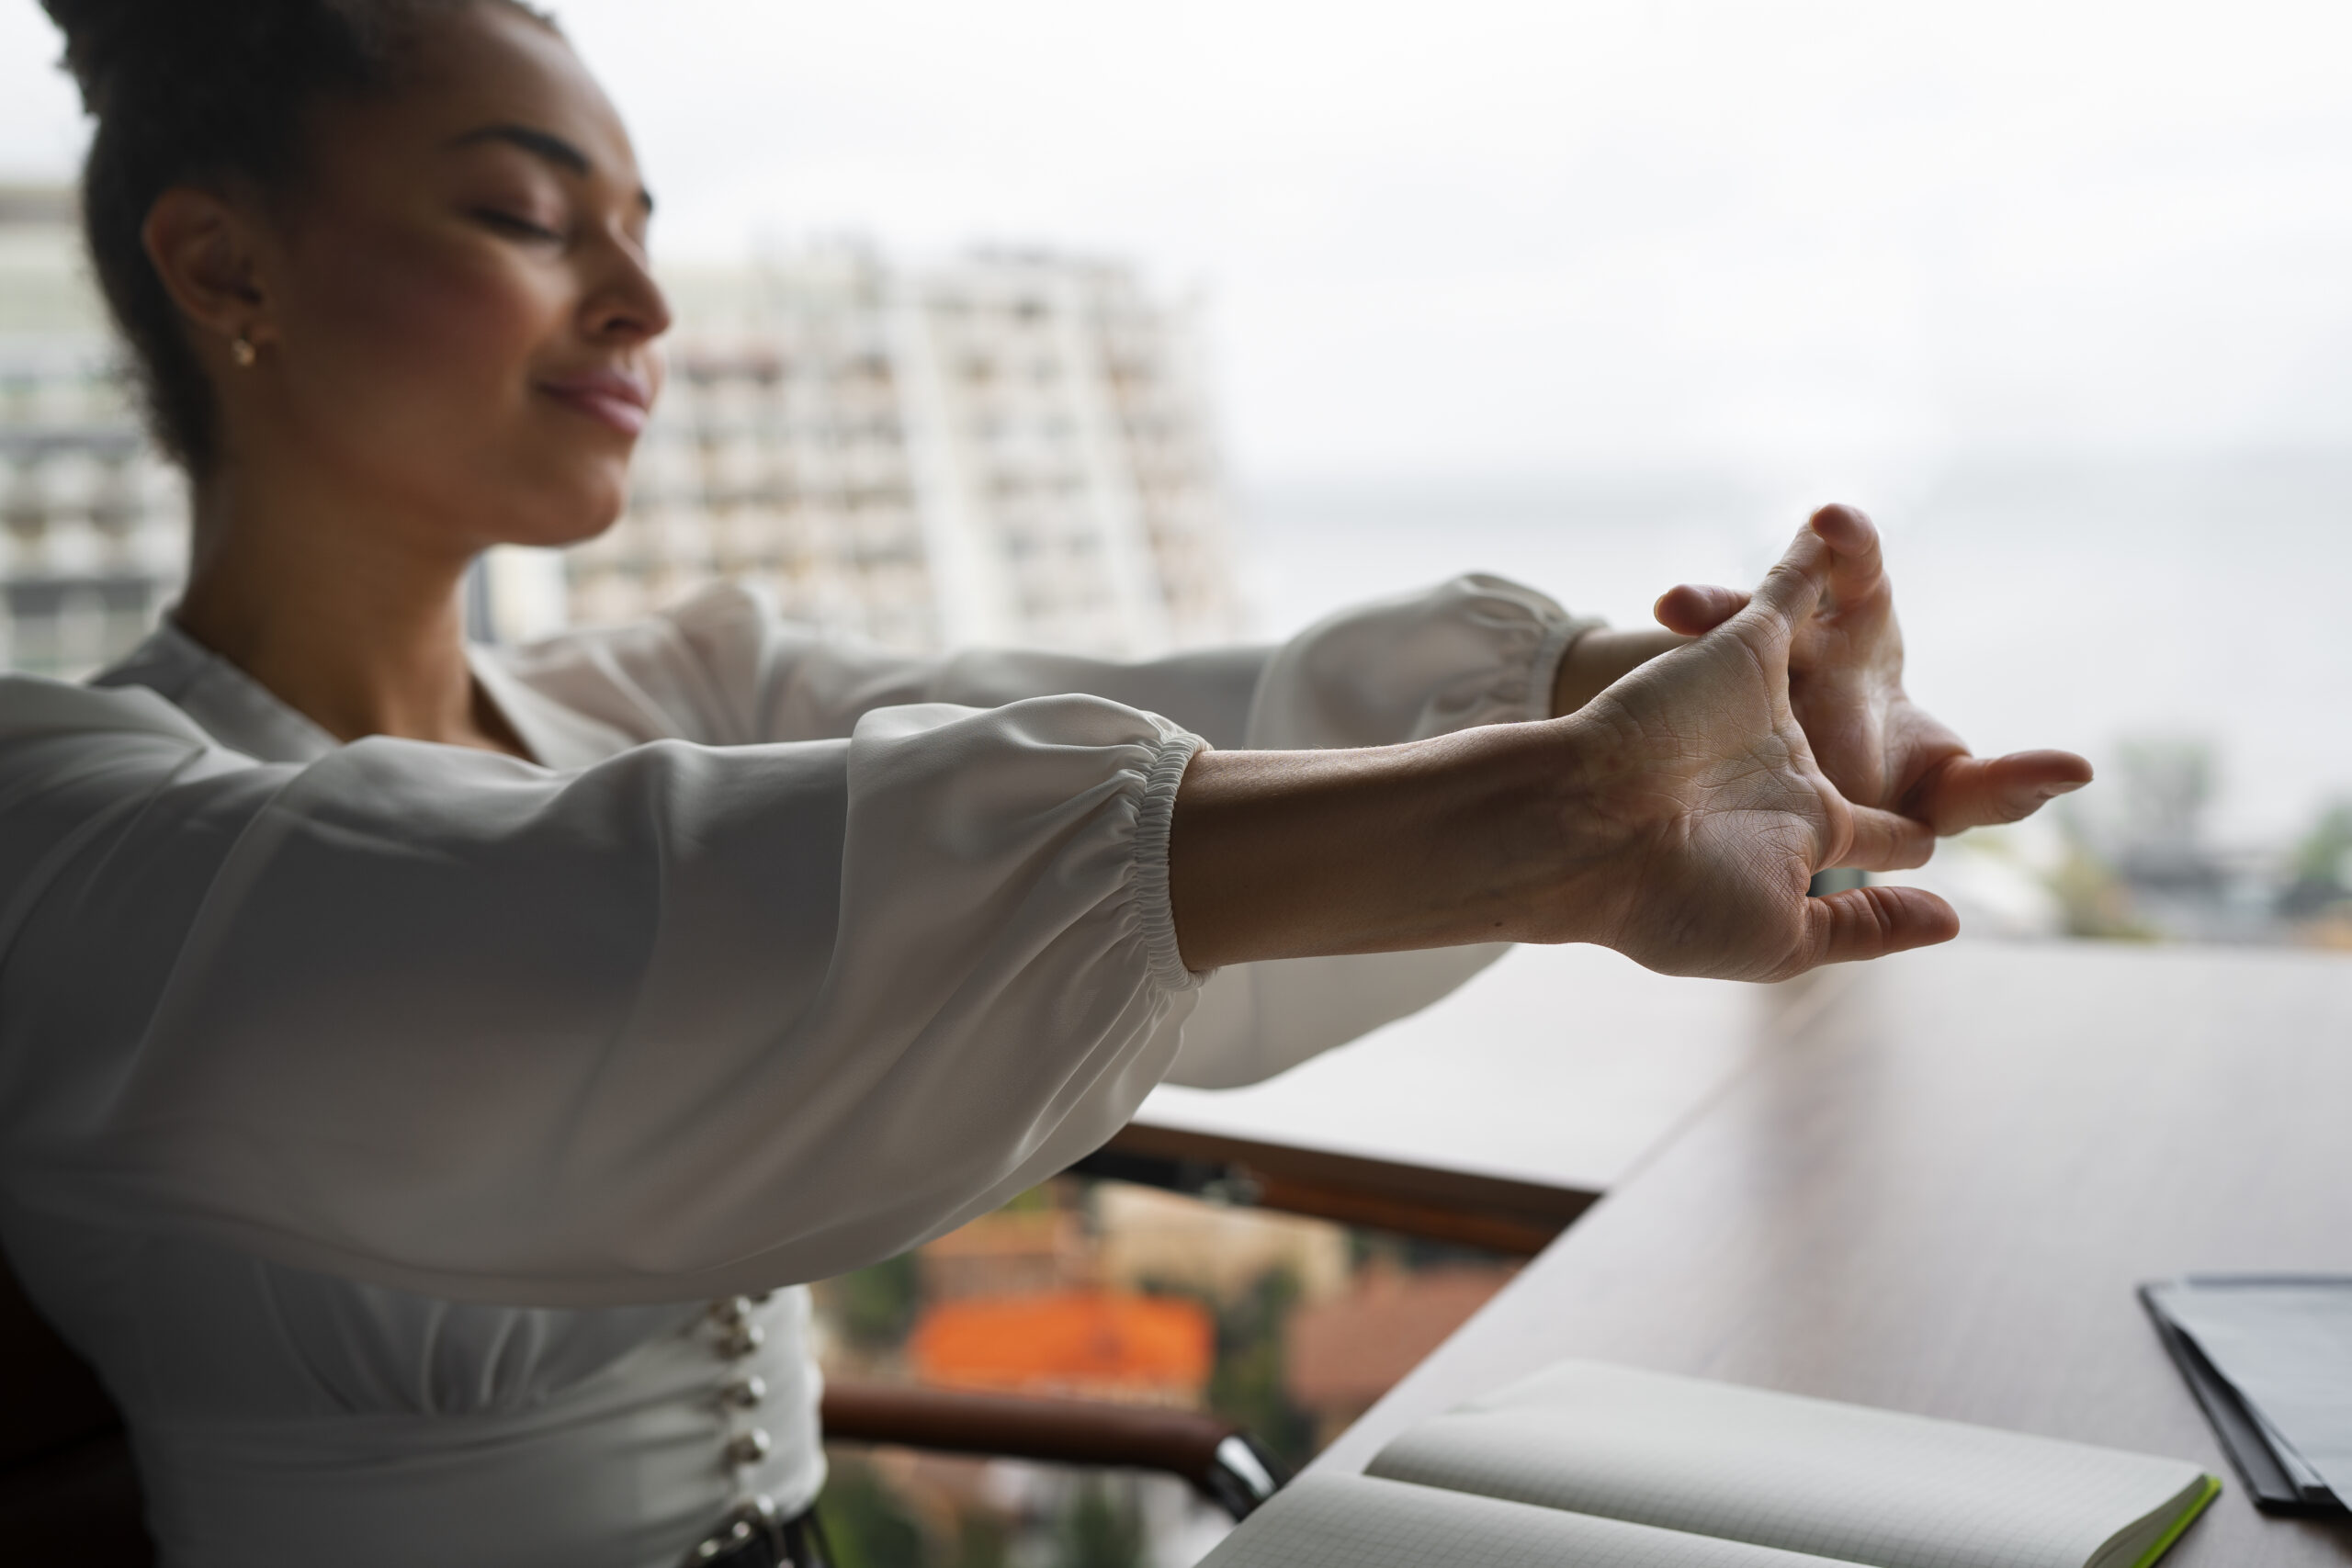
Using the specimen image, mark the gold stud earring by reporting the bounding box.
[230,333,257,369]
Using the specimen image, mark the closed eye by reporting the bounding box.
[474,208,565,243]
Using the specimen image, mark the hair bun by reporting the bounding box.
[42,0,153,112]
[42,0,548,473]
[40,0,295,116]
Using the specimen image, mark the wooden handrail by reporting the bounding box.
[1073,1123,1597,1257]
[821,1379,1289,1517]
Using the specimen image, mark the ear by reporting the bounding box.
[141,186,276,360]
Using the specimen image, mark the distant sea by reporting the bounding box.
[1234,451,2352,852]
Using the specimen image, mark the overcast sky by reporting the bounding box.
[6,0,2352,484]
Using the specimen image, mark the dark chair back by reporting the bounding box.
[0,1249,153,1565]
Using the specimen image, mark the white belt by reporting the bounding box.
[130,1293,824,1568]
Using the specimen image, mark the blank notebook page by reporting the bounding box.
[1366,1361,2205,1568]
[1199,1473,1866,1568]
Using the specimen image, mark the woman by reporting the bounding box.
[5,2,2089,1564]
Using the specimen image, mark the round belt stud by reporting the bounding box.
[716,1321,765,1359]
[725,1427,773,1468]
[682,1492,779,1567]
[723,1373,768,1409]
[692,1518,754,1562]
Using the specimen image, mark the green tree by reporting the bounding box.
[1141,1266,1316,1470]
[827,1251,922,1353]
[2283,800,2352,919]
[1055,1477,1145,1568]
[819,1455,926,1568]
[954,1509,1009,1568]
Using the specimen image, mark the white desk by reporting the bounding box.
[1096,943,1838,1251]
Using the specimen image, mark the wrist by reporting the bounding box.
[1552,626,1691,717]
[1166,717,1620,968]
[1474,712,1632,948]
[1373,717,1617,952]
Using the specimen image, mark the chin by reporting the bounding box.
[508,503,624,549]
[487,465,634,549]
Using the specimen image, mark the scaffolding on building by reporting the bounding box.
[554,244,1242,656]
[0,185,187,679]
[1,190,1244,679]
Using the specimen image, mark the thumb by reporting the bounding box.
[1792,884,1959,974]
[1654,583,1749,636]
[1739,527,1833,649]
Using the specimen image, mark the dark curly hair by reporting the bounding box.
[40,0,558,475]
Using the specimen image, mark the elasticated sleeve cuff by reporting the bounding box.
[1527,613,1611,723]
[1131,729,1209,991]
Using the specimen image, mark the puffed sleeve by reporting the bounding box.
[499,574,1600,1090]
[493,581,1276,750]
[0,679,1203,1307]
[1170,574,1601,1087]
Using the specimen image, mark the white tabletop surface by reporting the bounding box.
[1138,943,1844,1195]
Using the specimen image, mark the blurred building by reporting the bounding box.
[0,185,187,679]
[543,245,1243,656]
[0,183,1242,676]
[2043,737,2300,944]
[915,1208,1095,1303]
[1093,1182,1351,1306]
[1283,1262,1515,1444]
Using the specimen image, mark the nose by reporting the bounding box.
[583,233,673,345]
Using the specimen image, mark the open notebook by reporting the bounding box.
[1202,1361,2219,1568]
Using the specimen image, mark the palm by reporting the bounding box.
[1655,507,2091,837]
[1570,550,1949,981]
[1780,573,1954,816]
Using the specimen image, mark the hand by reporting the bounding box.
[1561,526,1960,980]
[1171,515,1971,981]
[1652,505,2091,836]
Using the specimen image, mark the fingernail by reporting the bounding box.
[2040,780,2087,798]
[1813,502,1879,547]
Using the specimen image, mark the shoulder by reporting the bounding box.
[0,677,257,898]
[0,673,219,750]
[0,676,252,812]
[486,581,808,747]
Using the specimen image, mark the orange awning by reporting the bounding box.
[909,1290,1213,1396]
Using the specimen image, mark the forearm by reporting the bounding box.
[1551,626,1690,717]
[1167,720,1606,970]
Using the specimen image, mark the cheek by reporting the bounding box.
[271,221,631,546]
[283,225,552,457]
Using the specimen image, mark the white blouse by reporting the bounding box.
[0,575,1590,1568]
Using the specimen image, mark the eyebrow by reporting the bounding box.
[448,122,655,215]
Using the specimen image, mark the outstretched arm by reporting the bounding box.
[1170,520,1961,982]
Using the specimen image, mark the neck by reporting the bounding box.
[174,463,526,756]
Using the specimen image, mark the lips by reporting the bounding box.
[538,367,653,436]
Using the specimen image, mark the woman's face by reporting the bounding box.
[243,4,670,552]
